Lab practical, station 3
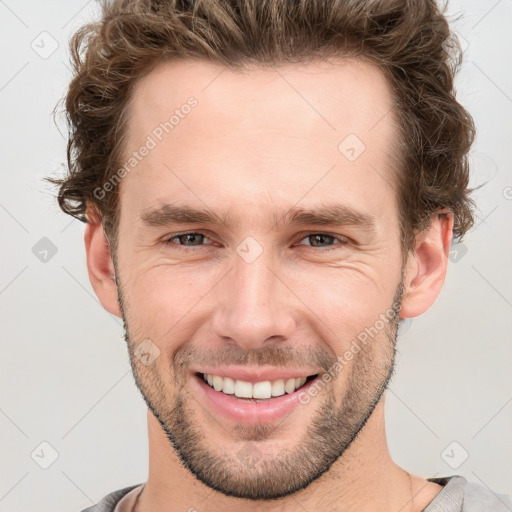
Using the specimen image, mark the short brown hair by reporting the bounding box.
[47,0,475,253]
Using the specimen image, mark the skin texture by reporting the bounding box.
[85,58,453,511]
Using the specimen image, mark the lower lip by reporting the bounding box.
[192,373,319,425]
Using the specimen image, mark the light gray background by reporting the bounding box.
[1,1,511,511]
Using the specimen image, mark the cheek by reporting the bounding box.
[124,265,223,335]
[122,249,401,357]
[287,268,397,352]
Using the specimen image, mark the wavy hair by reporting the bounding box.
[47,0,476,253]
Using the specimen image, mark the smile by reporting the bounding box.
[192,366,323,424]
[199,372,318,400]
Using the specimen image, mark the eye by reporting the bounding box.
[297,233,349,250]
[163,232,212,247]
[161,232,349,251]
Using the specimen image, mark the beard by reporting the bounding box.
[115,265,404,501]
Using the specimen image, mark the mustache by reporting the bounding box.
[173,343,337,374]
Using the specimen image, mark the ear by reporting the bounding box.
[83,206,122,318]
[400,211,454,319]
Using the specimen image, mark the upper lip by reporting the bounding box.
[192,366,319,383]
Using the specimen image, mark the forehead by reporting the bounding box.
[121,58,399,225]
[128,57,395,144]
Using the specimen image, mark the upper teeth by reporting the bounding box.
[202,373,309,399]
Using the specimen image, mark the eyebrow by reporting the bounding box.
[138,202,376,232]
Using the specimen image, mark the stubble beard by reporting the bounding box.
[116,265,404,500]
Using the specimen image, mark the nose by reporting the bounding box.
[211,254,297,350]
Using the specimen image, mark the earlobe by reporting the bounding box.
[400,212,454,319]
[84,206,122,318]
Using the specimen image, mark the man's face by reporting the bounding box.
[114,58,405,499]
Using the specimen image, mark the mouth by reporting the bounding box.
[192,371,322,425]
[195,372,319,402]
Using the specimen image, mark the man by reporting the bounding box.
[49,0,511,510]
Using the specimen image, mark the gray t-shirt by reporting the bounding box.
[79,476,512,511]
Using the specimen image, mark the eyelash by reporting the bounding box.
[162,231,350,251]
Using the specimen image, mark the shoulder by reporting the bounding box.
[79,484,143,512]
[427,475,512,512]
[462,479,512,511]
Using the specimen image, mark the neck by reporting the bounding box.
[136,396,440,512]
